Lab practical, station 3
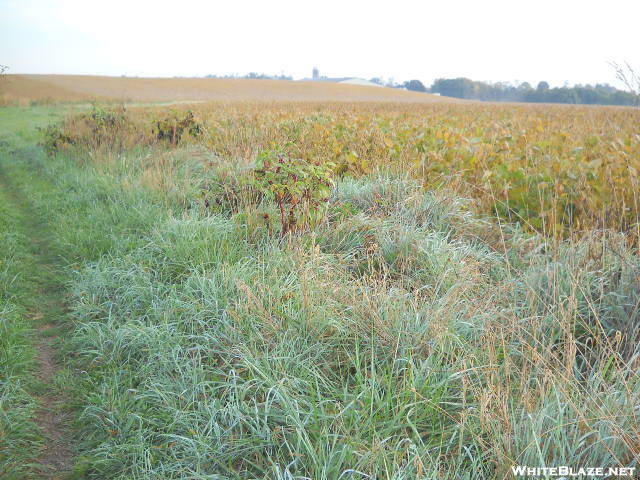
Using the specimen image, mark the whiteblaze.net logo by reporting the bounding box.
[511,465,636,478]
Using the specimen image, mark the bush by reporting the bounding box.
[42,105,136,154]
[252,148,334,237]
[152,110,203,146]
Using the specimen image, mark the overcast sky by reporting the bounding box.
[1,0,638,88]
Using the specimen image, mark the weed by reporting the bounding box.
[252,148,334,237]
[41,105,135,154]
[152,110,203,146]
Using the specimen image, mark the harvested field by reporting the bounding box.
[1,75,460,105]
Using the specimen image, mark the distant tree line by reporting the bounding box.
[205,72,293,81]
[368,77,428,91]
[429,77,638,106]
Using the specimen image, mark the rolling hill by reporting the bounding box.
[2,75,460,105]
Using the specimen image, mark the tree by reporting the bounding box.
[431,78,476,98]
[429,76,636,106]
[404,79,427,92]
[536,81,550,92]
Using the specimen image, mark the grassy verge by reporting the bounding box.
[0,106,73,478]
[0,105,86,478]
[1,105,639,479]
[0,186,41,479]
[0,105,173,478]
[60,172,639,478]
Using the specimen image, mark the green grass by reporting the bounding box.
[0,105,638,479]
[0,186,43,479]
[0,105,80,478]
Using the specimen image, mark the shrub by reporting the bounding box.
[42,123,76,154]
[152,110,203,146]
[252,148,334,237]
[41,105,135,154]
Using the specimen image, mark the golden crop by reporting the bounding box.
[50,99,640,242]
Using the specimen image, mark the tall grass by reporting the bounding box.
[64,182,638,478]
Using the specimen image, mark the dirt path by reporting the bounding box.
[33,325,74,478]
[0,166,75,478]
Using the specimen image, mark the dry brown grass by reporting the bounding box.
[2,74,460,105]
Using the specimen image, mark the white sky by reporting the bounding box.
[1,0,638,88]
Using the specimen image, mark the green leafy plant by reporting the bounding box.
[252,148,334,237]
[86,105,132,148]
[88,105,129,129]
[335,150,370,177]
[41,123,76,154]
[152,110,203,146]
